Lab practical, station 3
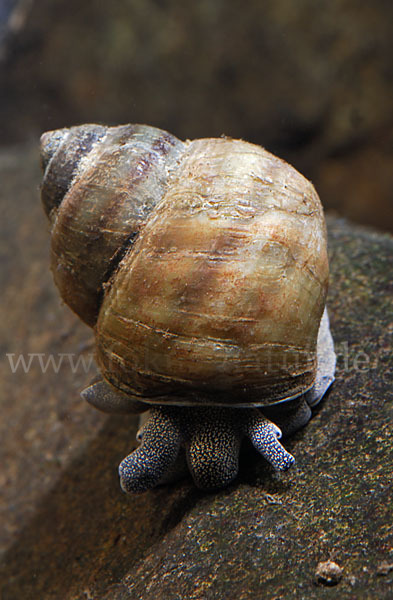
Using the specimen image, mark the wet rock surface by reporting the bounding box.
[0,145,392,599]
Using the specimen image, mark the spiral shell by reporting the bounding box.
[41,124,328,407]
[41,124,184,326]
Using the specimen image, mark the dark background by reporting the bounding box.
[1,0,393,231]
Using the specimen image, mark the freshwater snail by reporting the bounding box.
[40,123,336,492]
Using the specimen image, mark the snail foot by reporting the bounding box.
[119,405,295,493]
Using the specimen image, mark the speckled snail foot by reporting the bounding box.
[119,406,294,493]
[40,123,336,494]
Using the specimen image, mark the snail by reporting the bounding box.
[40,123,336,493]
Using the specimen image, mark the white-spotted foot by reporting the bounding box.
[119,406,294,493]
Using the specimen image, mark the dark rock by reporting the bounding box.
[0,144,392,599]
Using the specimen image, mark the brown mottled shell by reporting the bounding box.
[41,124,184,326]
[41,126,328,407]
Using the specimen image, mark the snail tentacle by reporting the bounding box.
[241,410,295,471]
[119,407,182,493]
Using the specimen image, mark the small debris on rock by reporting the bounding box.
[315,560,343,586]
[376,562,393,576]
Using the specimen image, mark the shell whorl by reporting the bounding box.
[95,136,329,406]
[40,125,108,218]
[40,124,184,326]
